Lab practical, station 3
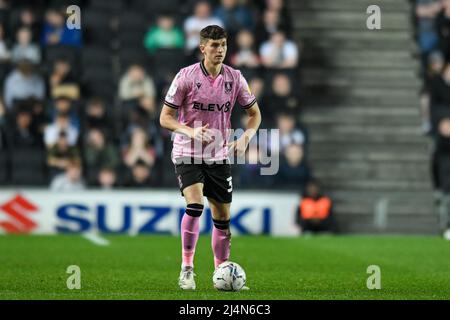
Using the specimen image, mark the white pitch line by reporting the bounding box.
[81,232,110,246]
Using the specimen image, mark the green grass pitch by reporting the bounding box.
[0,235,449,300]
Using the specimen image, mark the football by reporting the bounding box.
[212,261,246,291]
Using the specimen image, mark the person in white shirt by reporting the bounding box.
[50,159,86,191]
[11,27,41,64]
[44,112,79,147]
[183,1,224,52]
[259,31,299,69]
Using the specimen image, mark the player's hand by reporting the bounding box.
[227,137,249,157]
[191,124,213,143]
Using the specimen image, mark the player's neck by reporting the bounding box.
[203,59,222,78]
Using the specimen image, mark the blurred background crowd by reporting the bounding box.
[415,0,450,196]
[0,0,312,192]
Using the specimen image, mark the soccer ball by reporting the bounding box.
[213,261,246,291]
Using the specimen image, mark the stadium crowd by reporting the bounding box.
[0,0,312,192]
[415,0,450,196]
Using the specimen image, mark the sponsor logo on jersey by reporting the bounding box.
[193,101,231,112]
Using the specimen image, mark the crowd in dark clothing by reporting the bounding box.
[415,0,450,194]
[0,0,313,192]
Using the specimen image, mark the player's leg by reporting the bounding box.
[202,162,233,268]
[178,183,204,290]
[208,197,232,268]
[175,159,205,290]
[180,183,204,270]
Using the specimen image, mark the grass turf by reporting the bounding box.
[0,235,449,300]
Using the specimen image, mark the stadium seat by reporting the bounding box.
[43,45,80,76]
[10,148,47,186]
[82,9,114,46]
[44,45,79,66]
[131,0,180,15]
[83,81,117,103]
[87,0,123,14]
[49,0,82,7]
[118,48,150,71]
[81,46,113,69]
[117,29,146,49]
[150,48,186,75]
[117,11,148,32]
[82,8,112,29]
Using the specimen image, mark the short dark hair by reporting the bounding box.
[200,25,227,44]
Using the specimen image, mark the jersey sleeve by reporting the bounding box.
[164,69,188,109]
[236,71,257,109]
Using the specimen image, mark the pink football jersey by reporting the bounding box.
[164,60,256,163]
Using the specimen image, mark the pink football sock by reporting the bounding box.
[181,214,200,268]
[212,226,231,268]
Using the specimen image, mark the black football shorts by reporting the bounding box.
[174,158,232,203]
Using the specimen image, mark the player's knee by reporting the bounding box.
[213,218,230,230]
[186,203,204,217]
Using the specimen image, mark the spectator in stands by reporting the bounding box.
[29,98,48,140]
[50,158,86,191]
[184,1,224,52]
[429,62,450,194]
[271,112,306,153]
[143,14,184,54]
[119,64,157,129]
[265,73,300,116]
[49,57,79,100]
[119,64,156,103]
[260,31,299,69]
[0,115,6,151]
[84,128,119,185]
[431,118,450,239]
[11,27,41,64]
[0,97,5,127]
[123,159,157,188]
[122,127,156,169]
[248,76,265,101]
[420,50,445,134]
[230,29,260,72]
[11,7,41,42]
[50,96,79,130]
[97,166,118,189]
[44,112,79,147]
[416,0,441,61]
[0,97,6,157]
[296,179,335,234]
[7,108,42,148]
[275,142,311,191]
[429,62,450,134]
[121,108,164,161]
[3,59,45,109]
[237,144,270,189]
[255,8,291,47]
[427,50,445,82]
[214,0,254,38]
[264,0,292,34]
[41,8,81,47]
[82,97,112,137]
[47,130,81,178]
[0,23,10,63]
[435,0,450,60]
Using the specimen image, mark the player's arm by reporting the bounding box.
[159,104,212,141]
[228,103,261,156]
[242,102,261,144]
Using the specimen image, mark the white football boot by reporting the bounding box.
[179,266,196,290]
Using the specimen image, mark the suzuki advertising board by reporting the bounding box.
[0,190,300,236]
